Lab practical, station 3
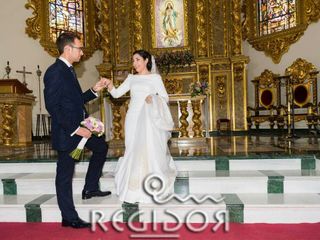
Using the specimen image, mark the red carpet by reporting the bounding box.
[1,222,320,240]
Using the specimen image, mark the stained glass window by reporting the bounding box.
[48,0,84,44]
[258,0,297,36]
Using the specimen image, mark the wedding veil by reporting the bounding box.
[151,55,159,74]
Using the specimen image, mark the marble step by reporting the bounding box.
[1,170,320,195]
[0,155,316,174]
[1,193,320,224]
[188,170,320,194]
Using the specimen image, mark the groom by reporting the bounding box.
[44,32,111,229]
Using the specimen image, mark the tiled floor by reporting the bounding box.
[1,134,320,161]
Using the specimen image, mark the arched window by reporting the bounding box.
[25,0,99,60]
[258,0,297,36]
[48,0,85,43]
[243,0,320,63]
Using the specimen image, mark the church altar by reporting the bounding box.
[0,79,35,146]
[105,93,208,145]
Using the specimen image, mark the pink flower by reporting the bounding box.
[70,116,105,160]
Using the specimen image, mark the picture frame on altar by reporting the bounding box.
[151,0,188,49]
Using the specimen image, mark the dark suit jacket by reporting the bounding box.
[44,58,97,151]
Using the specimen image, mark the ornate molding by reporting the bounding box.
[94,0,102,50]
[233,62,244,82]
[114,0,121,63]
[198,64,209,83]
[243,0,320,63]
[254,69,279,87]
[231,0,242,55]
[305,0,320,23]
[164,78,183,94]
[210,0,227,56]
[25,0,41,39]
[248,26,306,64]
[216,76,226,99]
[25,0,99,60]
[132,0,143,51]
[241,0,250,41]
[100,0,112,64]
[196,0,207,57]
[285,58,317,84]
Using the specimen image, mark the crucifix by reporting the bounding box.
[16,66,32,86]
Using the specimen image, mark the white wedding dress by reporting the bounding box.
[109,73,177,203]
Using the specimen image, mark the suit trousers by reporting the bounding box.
[56,135,108,221]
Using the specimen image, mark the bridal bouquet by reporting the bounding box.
[70,116,105,160]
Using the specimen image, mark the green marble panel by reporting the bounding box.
[1,173,30,195]
[222,194,243,223]
[1,179,16,195]
[25,194,55,222]
[215,156,229,171]
[260,170,284,194]
[301,156,315,170]
[122,202,139,222]
[268,177,284,194]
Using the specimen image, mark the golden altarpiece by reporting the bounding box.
[96,0,248,143]
[24,0,249,144]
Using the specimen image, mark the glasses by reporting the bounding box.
[69,45,84,51]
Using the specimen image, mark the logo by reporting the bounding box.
[91,174,229,238]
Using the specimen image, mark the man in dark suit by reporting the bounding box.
[44,32,111,229]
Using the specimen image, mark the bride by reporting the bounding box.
[106,49,177,203]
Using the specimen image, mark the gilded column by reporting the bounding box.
[230,0,248,131]
[179,101,189,138]
[191,100,203,138]
[210,0,227,56]
[110,102,123,141]
[196,0,208,57]
[132,0,143,51]
[231,59,248,131]
[114,0,121,63]
[198,64,211,131]
[100,0,112,64]
[1,104,15,146]
[214,75,229,129]
[230,0,242,55]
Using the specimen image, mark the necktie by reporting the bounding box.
[69,66,77,79]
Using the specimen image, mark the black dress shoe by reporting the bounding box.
[62,218,91,228]
[82,190,112,200]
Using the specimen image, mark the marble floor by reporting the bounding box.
[1,133,320,161]
[1,133,320,224]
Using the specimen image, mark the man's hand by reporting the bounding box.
[92,77,110,92]
[75,127,92,138]
[145,95,152,104]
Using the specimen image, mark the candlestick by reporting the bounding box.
[5,61,11,79]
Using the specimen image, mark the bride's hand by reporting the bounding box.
[145,95,152,104]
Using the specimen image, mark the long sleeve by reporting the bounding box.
[154,74,169,103]
[109,74,132,98]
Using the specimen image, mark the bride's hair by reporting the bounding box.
[133,49,152,71]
